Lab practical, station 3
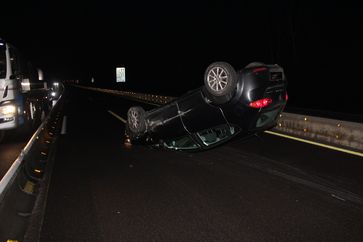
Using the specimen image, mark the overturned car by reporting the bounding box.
[126,62,288,151]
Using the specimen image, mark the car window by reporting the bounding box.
[163,135,199,150]
[196,124,236,146]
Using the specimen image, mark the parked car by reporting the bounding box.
[126,61,288,151]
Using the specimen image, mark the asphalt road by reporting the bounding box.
[39,87,363,241]
[0,132,29,180]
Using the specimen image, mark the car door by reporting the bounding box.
[176,90,227,133]
[146,102,188,140]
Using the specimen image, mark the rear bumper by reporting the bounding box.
[255,108,281,128]
[223,100,286,134]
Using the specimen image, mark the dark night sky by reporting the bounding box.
[1,0,362,115]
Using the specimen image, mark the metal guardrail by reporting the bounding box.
[74,85,175,105]
[0,86,65,241]
[0,93,62,201]
[75,85,363,154]
[274,112,363,153]
[0,120,46,201]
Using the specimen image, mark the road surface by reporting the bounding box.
[39,86,363,241]
[0,133,29,180]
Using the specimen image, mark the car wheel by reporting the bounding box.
[204,62,237,104]
[127,106,146,137]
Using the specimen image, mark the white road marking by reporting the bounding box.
[61,116,67,135]
[108,110,127,124]
[264,130,363,158]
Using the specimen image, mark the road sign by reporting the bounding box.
[116,67,126,82]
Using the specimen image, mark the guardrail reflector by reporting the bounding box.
[22,181,35,194]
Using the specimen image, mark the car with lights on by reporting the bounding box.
[0,38,46,142]
[48,82,61,100]
[126,61,288,151]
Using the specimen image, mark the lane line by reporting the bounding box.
[264,130,363,158]
[108,110,127,124]
[61,116,67,135]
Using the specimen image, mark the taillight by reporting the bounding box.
[285,92,288,101]
[249,98,272,109]
[252,67,268,74]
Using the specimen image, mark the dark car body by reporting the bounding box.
[127,63,288,151]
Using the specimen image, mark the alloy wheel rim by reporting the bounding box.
[130,110,140,129]
[207,67,228,92]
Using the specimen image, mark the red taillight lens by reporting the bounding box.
[285,92,288,101]
[252,67,268,74]
[249,98,272,108]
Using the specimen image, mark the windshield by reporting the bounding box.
[163,135,199,150]
[0,46,6,79]
[196,124,237,146]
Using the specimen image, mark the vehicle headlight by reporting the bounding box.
[0,104,17,116]
[51,91,57,97]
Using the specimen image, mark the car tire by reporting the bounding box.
[204,62,237,104]
[127,106,146,137]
